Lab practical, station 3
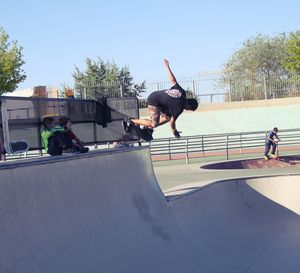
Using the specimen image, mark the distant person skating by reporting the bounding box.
[264,127,280,160]
[59,117,89,153]
[41,117,72,156]
[122,59,198,139]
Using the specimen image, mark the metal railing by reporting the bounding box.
[142,128,300,163]
[72,72,300,106]
[143,73,300,105]
[3,127,300,164]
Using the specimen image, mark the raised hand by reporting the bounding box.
[163,59,170,67]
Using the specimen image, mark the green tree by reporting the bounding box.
[73,57,145,99]
[223,33,291,101]
[0,27,26,95]
[282,31,300,74]
[224,33,288,79]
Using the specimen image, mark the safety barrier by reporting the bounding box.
[2,128,300,163]
[143,128,300,163]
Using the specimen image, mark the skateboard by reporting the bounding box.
[264,154,279,160]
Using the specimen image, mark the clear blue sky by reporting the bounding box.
[1,0,299,90]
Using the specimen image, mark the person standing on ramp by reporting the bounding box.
[264,127,280,160]
[123,59,198,139]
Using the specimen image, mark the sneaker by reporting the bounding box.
[144,127,154,135]
[264,155,269,160]
[270,153,277,159]
[80,147,89,153]
[122,120,129,132]
[122,117,133,132]
[63,148,73,154]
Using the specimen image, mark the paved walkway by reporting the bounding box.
[153,154,300,194]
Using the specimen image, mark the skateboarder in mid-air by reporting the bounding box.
[264,127,280,160]
[123,59,198,139]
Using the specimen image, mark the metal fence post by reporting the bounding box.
[229,79,232,102]
[120,84,123,97]
[239,132,242,154]
[263,75,267,100]
[1,100,11,154]
[226,134,229,160]
[168,138,171,160]
[201,135,204,156]
[36,99,43,156]
[83,86,87,99]
[185,138,189,164]
[93,121,98,146]
[192,80,196,97]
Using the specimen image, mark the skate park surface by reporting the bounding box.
[1,147,300,273]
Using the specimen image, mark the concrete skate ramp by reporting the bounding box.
[202,155,300,169]
[247,175,300,215]
[0,148,300,273]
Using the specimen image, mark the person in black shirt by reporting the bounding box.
[264,127,280,160]
[123,59,198,138]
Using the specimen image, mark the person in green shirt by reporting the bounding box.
[41,117,72,155]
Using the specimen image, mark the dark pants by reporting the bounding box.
[48,132,72,156]
[265,141,276,156]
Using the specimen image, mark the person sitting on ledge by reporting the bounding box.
[58,117,89,153]
[41,117,73,156]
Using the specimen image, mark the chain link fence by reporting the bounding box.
[73,73,300,108]
[143,73,300,105]
[74,79,143,100]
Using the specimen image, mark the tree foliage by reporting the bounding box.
[73,57,145,99]
[224,33,289,79]
[0,27,26,95]
[222,32,300,101]
[282,31,300,74]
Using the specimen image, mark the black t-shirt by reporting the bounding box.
[147,83,186,120]
[266,130,278,141]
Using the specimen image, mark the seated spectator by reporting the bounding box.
[41,117,72,156]
[58,117,89,153]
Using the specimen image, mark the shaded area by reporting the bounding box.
[201,155,300,169]
[0,148,300,273]
[0,96,139,151]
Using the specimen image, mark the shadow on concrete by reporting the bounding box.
[201,155,300,169]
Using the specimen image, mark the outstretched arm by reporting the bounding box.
[170,117,181,138]
[169,117,176,131]
[163,59,177,85]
